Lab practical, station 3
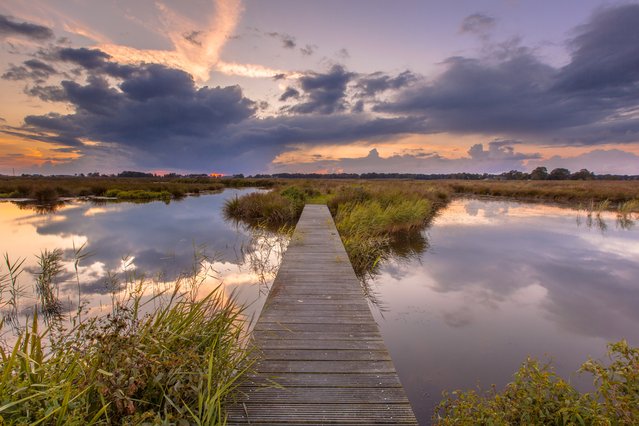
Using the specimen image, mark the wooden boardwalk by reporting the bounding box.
[227,205,418,425]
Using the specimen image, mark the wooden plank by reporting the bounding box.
[227,205,417,425]
[259,349,392,361]
[236,387,411,404]
[226,404,418,424]
[242,373,405,388]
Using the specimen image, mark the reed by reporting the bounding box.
[224,182,449,277]
[0,249,252,424]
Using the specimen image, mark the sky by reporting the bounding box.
[1,0,639,176]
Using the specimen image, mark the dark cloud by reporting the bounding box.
[555,4,639,92]
[352,99,364,113]
[355,70,417,97]
[25,85,66,102]
[2,59,57,81]
[19,59,257,168]
[53,47,135,78]
[460,13,496,36]
[376,4,639,146]
[267,31,296,49]
[0,14,53,40]
[15,50,423,173]
[288,65,355,114]
[279,86,300,101]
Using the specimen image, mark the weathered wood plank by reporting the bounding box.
[227,205,417,425]
[242,372,405,388]
[259,349,392,361]
[236,387,411,404]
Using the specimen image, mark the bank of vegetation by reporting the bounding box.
[224,181,451,277]
[0,249,250,424]
[0,176,276,204]
[434,340,639,425]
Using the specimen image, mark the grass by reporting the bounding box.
[0,176,277,204]
[434,340,639,425]
[441,179,639,206]
[0,248,252,425]
[224,181,450,277]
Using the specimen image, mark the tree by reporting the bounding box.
[571,169,595,180]
[549,168,571,180]
[530,166,548,180]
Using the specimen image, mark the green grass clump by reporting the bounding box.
[105,189,172,201]
[434,340,639,425]
[224,191,305,227]
[333,188,437,276]
[224,181,448,277]
[0,250,252,424]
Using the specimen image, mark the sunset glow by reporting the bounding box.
[1,1,638,175]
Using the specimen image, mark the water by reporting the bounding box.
[370,198,639,423]
[0,189,286,332]
[3,194,638,424]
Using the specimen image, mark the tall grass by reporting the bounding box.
[0,249,252,424]
[224,182,449,278]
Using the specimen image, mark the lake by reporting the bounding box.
[1,192,638,424]
[0,189,284,330]
[371,198,639,423]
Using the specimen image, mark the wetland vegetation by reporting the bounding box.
[0,248,251,424]
[1,178,639,424]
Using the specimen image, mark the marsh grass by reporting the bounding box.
[0,176,277,205]
[0,248,252,425]
[443,180,639,206]
[224,181,449,279]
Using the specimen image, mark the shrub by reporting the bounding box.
[434,341,639,425]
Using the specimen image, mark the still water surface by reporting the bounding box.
[0,189,284,328]
[371,198,639,423]
[2,193,638,424]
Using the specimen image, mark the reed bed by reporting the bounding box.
[0,176,277,204]
[0,249,252,425]
[224,181,450,277]
[441,179,639,206]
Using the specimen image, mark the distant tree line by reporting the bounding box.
[6,168,638,180]
[251,167,639,180]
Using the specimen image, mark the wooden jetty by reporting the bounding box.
[227,204,418,425]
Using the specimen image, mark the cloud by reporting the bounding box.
[468,139,540,161]
[15,53,428,172]
[272,140,539,175]
[376,4,639,147]
[95,0,245,81]
[459,13,496,36]
[0,14,53,40]
[355,70,418,97]
[300,44,317,56]
[2,59,57,81]
[287,65,355,114]
[555,5,639,92]
[279,86,300,101]
[267,31,296,49]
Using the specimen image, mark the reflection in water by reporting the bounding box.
[372,198,639,424]
[0,190,286,340]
